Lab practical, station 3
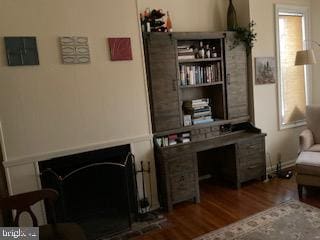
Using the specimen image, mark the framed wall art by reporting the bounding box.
[108,37,133,61]
[60,36,90,64]
[4,37,39,66]
[255,57,277,85]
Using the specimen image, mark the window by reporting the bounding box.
[275,5,312,129]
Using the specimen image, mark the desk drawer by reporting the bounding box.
[170,172,196,203]
[238,137,264,157]
[168,154,195,176]
[239,152,265,167]
[240,163,265,182]
[161,144,192,158]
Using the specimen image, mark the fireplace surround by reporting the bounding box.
[38,144,138,239]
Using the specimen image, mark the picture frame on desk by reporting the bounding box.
[184,115,192,126]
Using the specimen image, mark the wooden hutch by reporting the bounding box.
[143,32,266,211]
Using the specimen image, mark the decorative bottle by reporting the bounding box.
[205,44,211,58]
[198,41,205,58]
[227,0,238,31]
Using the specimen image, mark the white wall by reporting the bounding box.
[0,0,152,161]
[138,0,228,32]
[249,0,311,168]
[137,0,250,32]
[0,0,158,223]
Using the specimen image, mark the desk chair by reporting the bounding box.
[0,189,87,240]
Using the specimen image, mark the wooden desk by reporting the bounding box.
[154,123,266,211]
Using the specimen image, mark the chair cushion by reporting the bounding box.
[40,223,87,240]
[308,144,320,152]
[306,105,320,144]
[300,129,315,151]
[296,151,320,176]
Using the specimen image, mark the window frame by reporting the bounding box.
[275,4,312,130]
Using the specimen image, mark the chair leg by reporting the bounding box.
[298,184,303,198]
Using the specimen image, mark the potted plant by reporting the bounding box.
[232,21,257,55]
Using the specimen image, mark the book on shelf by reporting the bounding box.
[177,45,191,49]
[178,49,194,54]
[181,132,190,138]
[183,98,210,107]
[156,132,191,147]
[168,134,178,141]
[183,98,214,125]
[177,45,195,60]
[187,106,211,113]
[178,55,195,60]
[179,64,221,86]
[182,138,190,143]
[193,110,212,118]
[184,103,209,110]
[193,115,212,121]
[193,118,214,125]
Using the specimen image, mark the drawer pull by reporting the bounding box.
[248,165,259,169]
[179,176,185,182]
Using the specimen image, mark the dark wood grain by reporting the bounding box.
[225,32,249,119]
[144,34,181,132]
[155,128,266,211]
[135,177,320,240]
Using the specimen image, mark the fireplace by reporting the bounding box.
[38,144,138,239]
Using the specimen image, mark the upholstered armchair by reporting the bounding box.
[296,105,320,197]
[299,105,320,152]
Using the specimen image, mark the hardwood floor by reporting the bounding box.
[136,176,320,240]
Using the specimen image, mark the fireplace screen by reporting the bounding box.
[39,145,137,239]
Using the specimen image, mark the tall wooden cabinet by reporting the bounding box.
[143,32,266,211]
[144,34,181,132]
[225,32,249,119]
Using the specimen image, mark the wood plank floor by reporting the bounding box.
[136,177,320,240]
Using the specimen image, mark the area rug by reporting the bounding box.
[194,200,320,240]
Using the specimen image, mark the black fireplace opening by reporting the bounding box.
[39,144,138,239]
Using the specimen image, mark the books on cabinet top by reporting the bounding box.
[183,98,214,126]
[156,132,191,147]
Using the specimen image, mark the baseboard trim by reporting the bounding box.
[266,158,297,174]
[3,134,153,168]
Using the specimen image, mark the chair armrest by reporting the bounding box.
[299,129,314,152]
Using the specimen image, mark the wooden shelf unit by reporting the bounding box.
[143,32,265,211]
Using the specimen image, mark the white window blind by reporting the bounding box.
[276,4,312,130]
[279,14,306,126]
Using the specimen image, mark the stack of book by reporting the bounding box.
[156,132,191,147]
[180,63,221,86]
[177,45,195,60]
[183,98,214,125]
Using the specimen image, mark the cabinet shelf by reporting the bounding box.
[178,57,222,63]
[180,82,223,89]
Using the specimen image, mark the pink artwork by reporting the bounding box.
[108,37,133,61]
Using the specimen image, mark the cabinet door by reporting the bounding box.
[145,34,181,132]
[167,153,199,204]
[225,32,249,119]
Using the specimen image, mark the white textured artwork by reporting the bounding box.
[60,36,90,64]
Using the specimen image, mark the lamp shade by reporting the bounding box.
[295,49,316,65]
